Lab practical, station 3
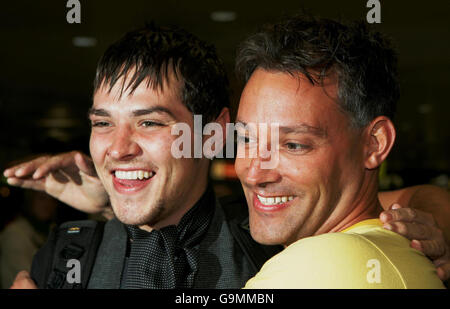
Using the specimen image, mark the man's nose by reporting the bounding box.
[245,157,281,187]
[107,126,142,160]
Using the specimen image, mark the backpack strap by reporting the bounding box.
[219,194,282,273]
[30,220,105,289]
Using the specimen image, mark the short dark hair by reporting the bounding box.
[236,15,399,127]
[94,23,229,122]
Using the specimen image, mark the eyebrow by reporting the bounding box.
[235,120,327,138]
[88,106,176,119]
[279,124,327,138]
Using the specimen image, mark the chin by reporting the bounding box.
[110,200,161,226]
[113,213,142,226]
[111,208,142,225]
[250,226,287,246]
[115,212,163,227]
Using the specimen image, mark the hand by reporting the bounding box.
[380,203,450,282]
[10,271,37,289]
[3,151,109,214]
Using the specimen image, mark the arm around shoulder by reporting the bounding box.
[379,185,450,241]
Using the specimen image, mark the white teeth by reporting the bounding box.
[115,170,154,180]
[257,194,295,206]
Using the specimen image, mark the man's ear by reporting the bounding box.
[364,116,396,170]
[215,107,231,131]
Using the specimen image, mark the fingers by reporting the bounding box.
[10,271,37,289]
[3,156,49,178]
[383,221,438,241]
[4,156,49,190]
[411,239,447,260]
[32,152,78,179]
[380,203,436,227]
[379,203,450,265]
[3,151,91,181]
[15,270,31,280]
[74,152,97,177]
[436,263,450,282]
[5,177,46,191]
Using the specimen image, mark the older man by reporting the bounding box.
[234,15,447,288]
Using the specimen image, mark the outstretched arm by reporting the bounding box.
[378,185,450,283]
[379,185,450,241]
[3,151,111,216]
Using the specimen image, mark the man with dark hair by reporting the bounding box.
[234,15,447,288]
[93,23,229,123]
[83,24,236,289]
[4,20,450,289]
[236,16,399,128]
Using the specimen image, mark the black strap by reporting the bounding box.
[31,220,106,289]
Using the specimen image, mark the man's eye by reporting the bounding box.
[91,121,110,127]
[286,143,310,151]
[237,134,249,143]
[237,134,256,144]
[141,121,164,127]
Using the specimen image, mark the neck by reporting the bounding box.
[316,173,383,235]
[329,194,382,233]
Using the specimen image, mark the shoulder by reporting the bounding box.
[268,232,387,273]
[274,231,385,262]
[32,219,106,261]
[245,231,405,289]
[30,219,108,289]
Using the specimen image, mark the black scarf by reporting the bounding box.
[122,186,215,289]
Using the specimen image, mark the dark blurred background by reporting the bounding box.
[0,0,449,230]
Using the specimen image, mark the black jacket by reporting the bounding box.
[30,194,282,289]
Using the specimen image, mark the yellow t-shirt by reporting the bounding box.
[244,219,444,289]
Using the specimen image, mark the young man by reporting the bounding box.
[6,24,272,289]
[234,15,447,288]
[4,21,450,289]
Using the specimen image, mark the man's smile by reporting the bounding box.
[111,168,156,194]
[253,192,297,213]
